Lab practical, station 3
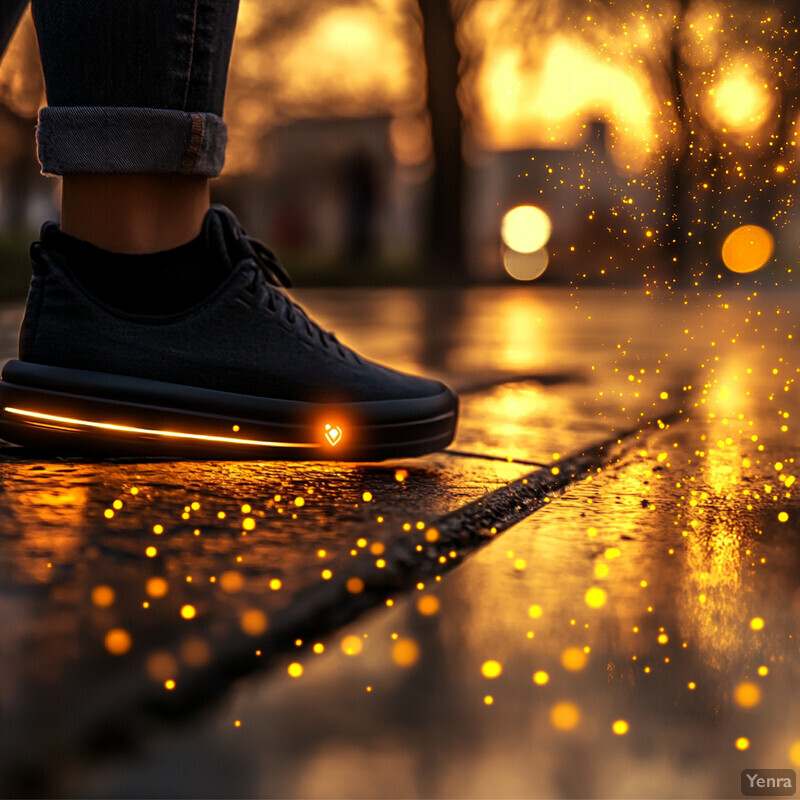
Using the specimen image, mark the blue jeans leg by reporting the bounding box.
[27,0,239,177]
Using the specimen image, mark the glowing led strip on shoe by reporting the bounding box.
[3,407,324,449]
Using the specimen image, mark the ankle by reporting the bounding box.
[60,175,211,254]
[42,204,231,315]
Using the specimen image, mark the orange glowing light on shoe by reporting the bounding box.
[324,423,343,446]
[3,407,319,449]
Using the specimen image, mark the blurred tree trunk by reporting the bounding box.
[417,0,467,282]
[662,0,693,286]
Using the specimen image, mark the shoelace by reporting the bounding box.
[219,206,355,362]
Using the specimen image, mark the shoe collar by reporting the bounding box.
[210,204,293,289]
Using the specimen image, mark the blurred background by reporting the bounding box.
[0,0,797,294]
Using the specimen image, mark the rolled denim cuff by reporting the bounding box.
[37,107,227,177]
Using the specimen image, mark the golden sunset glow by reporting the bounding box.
[225,1,670,173]
[0,11,42,118]
[271,7,414,114]
[468,29,658,168]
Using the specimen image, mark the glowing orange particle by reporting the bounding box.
[346,576,365,594]
[91,585,115,608]
[416,595,440,616]
[550,702,580,730]
[220,571,244,594]
[392,638,420,668]
[561,647,588,671]
[612,719,629,735]
[145,577,169,598]
[481,660,503,679]
[341,635,363,656]
[240,609,268,636]
[104,628,132,655]
[734,682,761,708]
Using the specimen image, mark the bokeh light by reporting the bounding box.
[612,720,630,736]
[721,225,774,274]
[104,628,132,656]
[501,205,552,253]
[481,660,503,679]
[584,587,608,609]
[550,701,580,731]
[240,609,268,636]
[180,637,211,668]
[560,647,588,671]
[391,638,420,668]
[707,67,772,134]
[346,577,365,594]
[145,577,169,599]
[503,248,550,282]
[341,635,363,656]
[91,585,115,608]
[287,662,304,678]
[220,571,244,593]
[146,651,178,681]
[416,595,441,616]
[734,681,761,708]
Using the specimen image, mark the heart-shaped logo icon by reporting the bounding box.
[324,424,343,446]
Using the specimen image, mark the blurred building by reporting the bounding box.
[215,115,429,283]
[217,117,651,284]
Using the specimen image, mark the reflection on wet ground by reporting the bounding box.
[0,286,798,798]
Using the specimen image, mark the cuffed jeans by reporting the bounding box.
[0,0,239,177]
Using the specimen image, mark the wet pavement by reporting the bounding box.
[0,285,799,798]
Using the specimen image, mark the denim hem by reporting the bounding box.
[36,107,227,177]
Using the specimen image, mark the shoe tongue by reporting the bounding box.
[201,206,237,273]
[39,220,62,243]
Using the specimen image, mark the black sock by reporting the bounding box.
[40,210,233,315]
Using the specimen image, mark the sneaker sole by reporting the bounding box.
[0,360,458,461]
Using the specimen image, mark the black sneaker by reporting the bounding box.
[0,206,458,460]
